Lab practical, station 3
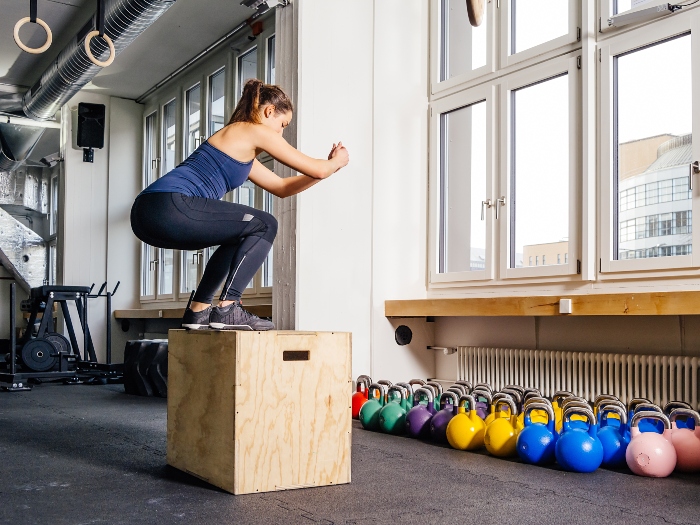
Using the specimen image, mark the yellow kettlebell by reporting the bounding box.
[484,396,520,457]
[446,394,486,451]
[485,393,512,426]
[552,391,574,428]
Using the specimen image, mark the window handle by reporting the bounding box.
[481,199,493,220]
[690,161,700,190]
[191,251,203,265]
[151,158,160,170]
[496,197,506,220]
[149,260,159,271]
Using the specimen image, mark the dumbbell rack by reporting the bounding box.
[0,282,123,392]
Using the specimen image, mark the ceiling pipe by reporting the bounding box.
[22,0,177,121]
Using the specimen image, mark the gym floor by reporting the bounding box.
[1,384,698,525]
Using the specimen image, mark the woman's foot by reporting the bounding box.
[182,306,212,330]
[209,302,274,331]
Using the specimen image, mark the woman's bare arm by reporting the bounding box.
[247,159,323,198]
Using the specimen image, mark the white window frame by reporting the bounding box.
[140,110,159,301]
[431,0,496,96]
[429,83,496,284]
[499,0,580,69]
[498,54,581,280]
[599,15,700,274]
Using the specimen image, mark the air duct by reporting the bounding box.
[0,122,45,171]
[22,0,177,121]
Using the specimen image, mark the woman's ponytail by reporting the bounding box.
[228,79,293,125]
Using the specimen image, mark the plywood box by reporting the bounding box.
[167,329,352,495]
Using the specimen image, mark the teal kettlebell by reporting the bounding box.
[359,383,387,431]
[379,386,409,435]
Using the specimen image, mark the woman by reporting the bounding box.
[131,79,350,330]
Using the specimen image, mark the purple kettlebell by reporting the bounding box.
[430,392,460,443]
[472,389,493,421]
[405,387,437,439]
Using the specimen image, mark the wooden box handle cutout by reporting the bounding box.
[283,351,310,361]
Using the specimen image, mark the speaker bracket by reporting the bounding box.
[83,148,94,163]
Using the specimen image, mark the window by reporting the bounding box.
[267,36,276,84]
[536,256,539,266]
[557,254,561,264]
[185,83,201,156]
[209,69,226,137]
[439,0,488,83]
[237,48,257,101]
[529,256,533,266]
[141,112,159,300]
[162,99,177,174]
[601,24,695,273]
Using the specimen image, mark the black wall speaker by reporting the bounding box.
[77,103,105,149]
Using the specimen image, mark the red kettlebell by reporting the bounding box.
[626,411,676,478]
[670,408,700,473]
[352,375,372,420]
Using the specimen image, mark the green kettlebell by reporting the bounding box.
[360,383,387,431]
[379,386,409,435]
[396,382,414,410]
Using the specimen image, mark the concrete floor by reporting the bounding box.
[1,382,699,525]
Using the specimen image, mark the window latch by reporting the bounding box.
[481,199,493,221]
[496,197,506,220]
[690,161,699,190]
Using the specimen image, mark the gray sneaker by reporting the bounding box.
[209,302,274,331]
[182,306,211,330]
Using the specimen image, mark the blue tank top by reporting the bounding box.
[140,141,253,200]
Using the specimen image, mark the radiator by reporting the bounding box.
[457,347,700,410]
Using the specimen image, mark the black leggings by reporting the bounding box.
[130,192,277,303]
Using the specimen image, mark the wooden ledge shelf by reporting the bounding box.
[386,291,700,318]
[115,304,272,320]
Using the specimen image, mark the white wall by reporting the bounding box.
[294,0,433,381]
[61,94,143,363]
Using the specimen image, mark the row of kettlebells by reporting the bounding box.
[352,376,700,477]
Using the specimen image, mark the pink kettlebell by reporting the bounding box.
[626,411,676,478]
[670,408,700,473]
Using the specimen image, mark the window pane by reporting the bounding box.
[267,36,276,84]
[50,175,58,236]
[614,0,656,15]
[209,69,226,137]
[142,243,156,297]
[163,100,176,174]
[181,251,200,295]
[144,113,158,187]
[262,190,274,287]
[159,249,174,295]
[440,0,487,81]
[185,84,201,156]
[615,34,692,260]
[439,100,487,273]
[238,48,258,103]
[512,74,569,269]
[511,0,568,55]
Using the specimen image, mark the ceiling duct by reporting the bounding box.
[0,122,45,172]
[22,0,177,121]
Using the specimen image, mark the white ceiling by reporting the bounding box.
[1,0,258,102]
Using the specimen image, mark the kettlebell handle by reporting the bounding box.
[630,410,671,430]
[523,396,552,410]
[459,394,477,411]
[471,389,492,405]
[413,387,435,405]
[455,380,473,392]
[525,402,555,423]
[563,405,596,424]
[367,383,387,401]
[493,395,518,416]
[598,402,628,426]
[553,391,574,405]
[669,408,700,427]
[439,391,459,409]
[387,385,407,402]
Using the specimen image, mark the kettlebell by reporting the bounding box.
[557,397,589,432]
[633,402,665,434]
[379,386,409,435]
[455,380,473,393]
[446,394,486,451]
[484,396,520,458]
[359,383,387,431]
[626,411,676,477]
[669,408,700,473]
[427,381,443,411]
[555,406,604,473]
[593,396,623,428]
[395,382,414,409]
[352,375,372,419]
[517,402,557,465]
[665,401,694,430]
[552,391,574,430]
[522,396,551,425]
[486,393,514,427]
[405,387,437,439]
[430,392,459,443]
[597,403,630,468]
[474,382,492,392]
[472,389,493,421]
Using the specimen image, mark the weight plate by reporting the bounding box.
[21,339,58,372]
[45,332,72,356]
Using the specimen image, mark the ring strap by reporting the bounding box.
[30,0,37,23]
[97,0,105,36]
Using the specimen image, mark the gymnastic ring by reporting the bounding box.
[13,17,53,54]
[84,30,115,68]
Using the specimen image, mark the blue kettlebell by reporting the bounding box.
[597,403,630,468]
[517,402,557,465]
[555,406,604,473]
[628,399,664,433]
[559,397,590,431]
[594,396,623,429]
